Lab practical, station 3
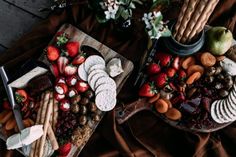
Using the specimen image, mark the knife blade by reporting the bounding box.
[0,66,30,155]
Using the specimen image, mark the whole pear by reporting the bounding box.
[206,27,233,55]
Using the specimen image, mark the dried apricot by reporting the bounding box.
[165,108,182,120]
[186,72,201,85]
[162,98,172,108]
[155,99,169,113]
[182,56,196,69]
[200,52,216,67]
[187,65,204,76]
[148,93,160,103]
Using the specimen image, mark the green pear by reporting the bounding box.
[206,27,233,55]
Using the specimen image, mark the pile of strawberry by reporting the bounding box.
[46,32,89,111]
[139,52,186,98]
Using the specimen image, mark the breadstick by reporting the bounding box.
[175,0,200,42]
[38,92,53,157]
[52,98,58,132]
[34,91,51,157]
[30,93,45,157]
[173,0,190,38]
[186,0,219,42]
[180,0,208,43]
[47,124,59,150]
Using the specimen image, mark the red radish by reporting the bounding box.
[67,88,78,98]
[172,56,180,70]
[66,75,77,86]
[65,41,80,57]
[139,82,157,97]
[72,53,86,65]
[55,83,68,94]
[75,80,89,93]
[178,69,187,81]
[59,99,70,112]
[57,56,69,74]
[64,65,77,76]
[3,99,11,110]
[147,63,161,75]
[155,72,168,88]
[58,142,72,156]
[155,52,172,67]
[166,67,176,78]
[50,63,59,77]
[56,77,66,84]
[46,45,60,61]
[54,93,65,101]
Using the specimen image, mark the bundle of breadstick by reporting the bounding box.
[29,91,59,157]
[174,0,219,44]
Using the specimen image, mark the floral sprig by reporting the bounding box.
[142,11,171,39]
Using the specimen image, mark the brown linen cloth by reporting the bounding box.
[1,0,236,157]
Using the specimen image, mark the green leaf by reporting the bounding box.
[132,0,143,5]
[129,2,136,9]
[96,15,108,23]
[161,29,171,37]
[115,6,124,19]
[153,14,163,26]
[151,0,170,9]
[121,9,130,20]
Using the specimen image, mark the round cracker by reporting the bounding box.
[217,100,229,123]
[221,99,234,121]
[210,101,223,124]
[88,64,106,74]
[88,69,107,83]
[95,83,116,96]
[89,72,108,90]
[95,76,116,90]
[78,63,88,81]
[95,90,117,111]
[84,55,105,72]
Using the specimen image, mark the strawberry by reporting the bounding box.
[2,99,11,110]
[55,83,68,95]
[76,80,89,93]
[72,53,86,65]
[166,67,176,78]
[147,63,161,75]
[46,46,60,61]
[64,64,77,76]
[139,82,157,97]
[59,142,72,156]
[15,89,28,103]
[66,75,77,86]
[50,63,59,77]
[155,73,168,88]
[59,99,70,112]
[65,41,80,57]
[155,52,172,67]
[67,88,78,98]
[171,92,185,105]
[172,56,180,70]
[54,93,65,101]
[57,56,69,74]
[178,69,187,81]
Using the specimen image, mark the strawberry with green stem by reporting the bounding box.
[15,89,28,103]
[72,52,86,65]
[56,32,69,46]
[139,82,158,97]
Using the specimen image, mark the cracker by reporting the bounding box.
[89,72,108,90]
[78,63,88,81]
[84,55,105,72]
[95,90,117,111]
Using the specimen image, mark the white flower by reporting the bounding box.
[153,11,161,18]
[100,2,107,9]
[105,6,117,19]
[142,13,153,21]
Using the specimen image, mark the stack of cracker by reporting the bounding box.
[173,0,219,44]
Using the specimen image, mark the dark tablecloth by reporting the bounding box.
[1,0,236,156]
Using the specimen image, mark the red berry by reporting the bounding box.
[66,41,80,57]
[15,89,28,103]
[64,65,77,76]
[166,67,176,78]
[178,69,187,81]
[54,93,65,101]
[50,63,59,77]
[66,75,77,86]
[155,52,172,67]
[57,56,69,74]
[147,63,161,75]
[75,80,89,93]
[72,53,86,65]
[46,46,60,61]
[139,82,157,97]
[155,73,168,88]
[55,83,68,95]
[172,56,180,70]
[59,142,72,156]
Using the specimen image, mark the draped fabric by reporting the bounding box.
[1,0,236,156]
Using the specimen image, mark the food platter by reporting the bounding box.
[0,23,134,157]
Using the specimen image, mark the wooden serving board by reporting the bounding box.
[39,24,134,157]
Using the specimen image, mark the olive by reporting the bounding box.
[84,90,94,99]
[214,66,223,75]
[71,95,81,104]
[219,89,229,98]
[217,74,224,80]
[204,76,214,83]
[206,67,216,76]
[89,102,97,112]
[215,82,223,89]
[71,104,80,113]
[92,114,101,122]
[80,97,89,105]
[225,75,232,82]
[225,79,234,90]
[80,105,87,115]
[79,115,87,125]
